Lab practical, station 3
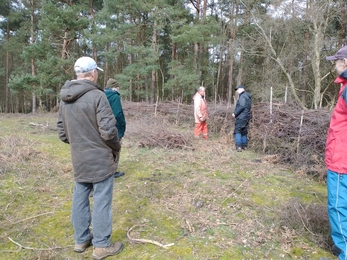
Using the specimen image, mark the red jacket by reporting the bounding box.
[325,74,347,173]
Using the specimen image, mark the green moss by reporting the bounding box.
[291,246,305,256]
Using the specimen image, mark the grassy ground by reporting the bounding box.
[0,111,334,260]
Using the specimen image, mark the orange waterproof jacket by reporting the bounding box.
[193,92,209,123]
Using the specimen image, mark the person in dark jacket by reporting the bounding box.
[57,57,124,260]
[232,84,252,152]
[324,46,347,260]
[104,78,126,178]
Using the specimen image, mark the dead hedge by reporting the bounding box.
[249,102,330,179]
[122,101,331,179]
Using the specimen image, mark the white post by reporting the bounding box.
[296,110,304,156]
[270,87,273,123]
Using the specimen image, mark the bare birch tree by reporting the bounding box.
[305,0,335,109]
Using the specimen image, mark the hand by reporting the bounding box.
[113,152,120,163]
[200,117,205,122]
[232,113,235,118]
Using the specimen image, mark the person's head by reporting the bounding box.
[74,56,103,83]
[235,84,245,94]
[326,46,347,75]
[197,86,205,96]
[106,78,120,92]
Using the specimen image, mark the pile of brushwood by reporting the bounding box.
[122,100,330,180]
[249,102,330,180]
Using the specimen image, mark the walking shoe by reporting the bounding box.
[114,171,125,178]
[74,234,93,253]
[332,244,342,256]
[241,146,247,150]
[92,242,124,260]
[236,147,242,152]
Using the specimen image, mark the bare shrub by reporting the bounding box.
[0,135,40,162]
[0,135,42,176]
[279,198,332,250]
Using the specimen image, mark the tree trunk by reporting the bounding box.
[171,42,177,100]
[151,19,157,104]
[236,38,244,87]
[5,19,10,113]
[227,1,237,108]
[129,51,133,102]
[104,42,109,87]
[309,1,331,109]
[193,0,200,73]
[31,0,36,113]
[215,34,226,105]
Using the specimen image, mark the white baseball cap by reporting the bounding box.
[74,56,104,73]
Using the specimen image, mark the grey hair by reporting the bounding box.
[76,69,94,78]
[198,86,205,92]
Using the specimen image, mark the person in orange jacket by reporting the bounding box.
[193,86,209,139]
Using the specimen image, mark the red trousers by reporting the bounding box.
[194,122,208,139]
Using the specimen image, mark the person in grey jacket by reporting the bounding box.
[232,84,252,152]
[57,56,123,260]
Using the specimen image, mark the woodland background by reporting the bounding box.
[0,0,346,113]
[0,1,344,258]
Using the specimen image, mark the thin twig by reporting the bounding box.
[184,218,194,233]
[222,178,249,204]
[127,224,174,249]
[10,212,54,225]
[8,237,69,251]
[294,204,318,237]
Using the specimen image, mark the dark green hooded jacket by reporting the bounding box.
[104,88,126,139]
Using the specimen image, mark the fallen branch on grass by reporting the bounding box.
[29,122,48,128]
[184,218,194,233]
[9,212,54,225]
[8,237,68,251]
[221,178,249,204]
[127,224,174,249]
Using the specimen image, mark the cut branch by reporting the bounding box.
[127,224,174,249]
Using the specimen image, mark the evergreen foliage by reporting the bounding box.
[0,0,345,112]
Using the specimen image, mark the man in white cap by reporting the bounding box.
[57,56,124,259]
[324,46,347,260]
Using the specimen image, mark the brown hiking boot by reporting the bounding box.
[74,233,93,253]
[92,242,124,260]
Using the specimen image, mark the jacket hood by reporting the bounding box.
[240,91,251,99]
[340,70,347,80]
[335,70,347,85]
[104,88,120,98]
[60,80,101,103]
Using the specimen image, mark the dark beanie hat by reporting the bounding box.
[235,84,245,90]
[106,78,120,88]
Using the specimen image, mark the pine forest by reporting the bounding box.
[0,0,346,113]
